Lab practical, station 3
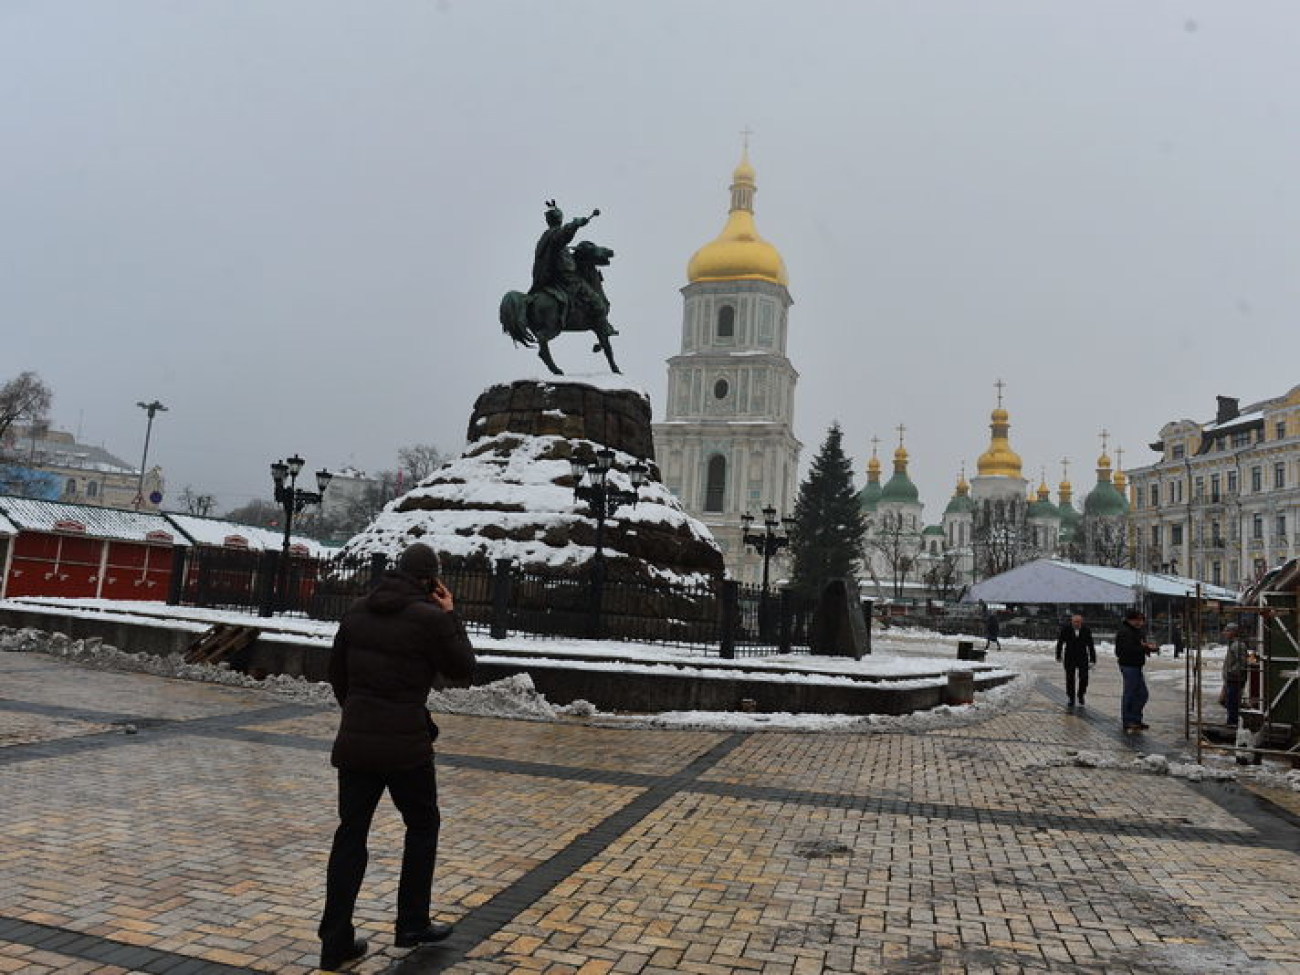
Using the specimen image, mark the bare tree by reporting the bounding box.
[922,549,962,600]
[0,372,53,451]
[178,486,216,517]
[397,443,446,485]
[867,509,919,599]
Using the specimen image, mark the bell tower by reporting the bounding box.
[652,144,801,584]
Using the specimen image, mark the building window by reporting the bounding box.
[1251,467,1262,493]
[1172,444,1185,459]
[1276,514,1287,540]
[716,305,735,339]
[1212,562,1222,585]
[64,479,77,496]
[705,455,726,513]
[1149,484,1159,507]
[1194,476,1204,501]
[1277,420,1287,440]
[1227,470,1238,494]
[86,482,98,498]
[1275,462,1286,490]
[713,378,729,400]
[1232,430,1251,448]
[1211,474,1221,502]
[1253,514,1264,540]
[1174,479,1184,503]
[1151,525,1162,547]
[1172,524,1183,545]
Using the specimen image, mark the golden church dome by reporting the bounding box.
[976,406,1023,478]
[687,150,788,287]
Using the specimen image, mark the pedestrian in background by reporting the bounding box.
[983,608,1002,651]
[1221,622,1249,726]
[1115,608,1158,734]
[318,543,476,972]
[1055,612,1096,708]
[1172,621,1185,659]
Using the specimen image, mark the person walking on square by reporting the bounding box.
[1172,621,1185,659]
[318,543,476,972]
[1221,622,1250,726]
[983,608,1002,651]
[1115,607,1157,733]
[1055,612,1096,708]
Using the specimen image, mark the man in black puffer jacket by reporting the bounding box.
[318,543,476,971]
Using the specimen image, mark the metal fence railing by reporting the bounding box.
[172,549,817,656]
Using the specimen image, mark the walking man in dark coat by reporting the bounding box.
[1054,612,1096,708]
[318,543,476,971]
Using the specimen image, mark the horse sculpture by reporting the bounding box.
[500,240,621,375]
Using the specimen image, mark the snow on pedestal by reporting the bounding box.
[339,377,724,587]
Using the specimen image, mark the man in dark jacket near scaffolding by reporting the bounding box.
[318,543,476,971]
[1115,608,1157,734]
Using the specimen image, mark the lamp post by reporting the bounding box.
[259,454,333,617]
[134,400,168,510]
[570,448,648,638]
[742,506,794,638]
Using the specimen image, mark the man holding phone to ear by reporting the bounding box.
[318,542,476,971]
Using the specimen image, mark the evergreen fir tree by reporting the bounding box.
[789,422,866,598]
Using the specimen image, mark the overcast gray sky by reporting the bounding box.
[5,2,1300,518]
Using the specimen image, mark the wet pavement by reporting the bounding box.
[2,642,1298,974]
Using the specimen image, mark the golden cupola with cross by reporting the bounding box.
[976,384,1024,479]
[687,147,789,287]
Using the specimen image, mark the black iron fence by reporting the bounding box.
[171,548,814,656]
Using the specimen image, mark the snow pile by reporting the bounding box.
[1057,748,1238,783]
[429,672,560,721]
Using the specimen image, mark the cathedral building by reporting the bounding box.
[652,149,801,585]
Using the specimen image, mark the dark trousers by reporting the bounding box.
[1063,661,1090,703]
[319,761,440,949]
[1120,665,1149,728]
[1224,680,1244,725]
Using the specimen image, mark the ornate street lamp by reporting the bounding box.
[570,448,648,637]
[742,505,794,639]
[259,454,333,617]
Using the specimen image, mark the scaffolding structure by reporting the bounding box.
[1187,559,1300,765]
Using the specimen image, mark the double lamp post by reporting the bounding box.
[741,505,793,637]
[258,454,333,617]
[570,449,648,637]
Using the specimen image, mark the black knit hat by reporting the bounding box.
[397,542,441,581]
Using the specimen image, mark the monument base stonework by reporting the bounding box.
[339,377,724,586]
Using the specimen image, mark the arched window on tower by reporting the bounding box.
[716,305,735,340]
[705,455,727,513]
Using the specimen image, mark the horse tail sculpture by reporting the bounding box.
[499,291,536,347]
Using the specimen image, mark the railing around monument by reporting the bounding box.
[172,552,810,654]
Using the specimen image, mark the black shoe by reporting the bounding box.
[1066,699,1075,708]
[1078,698,1085,708]
[1137,723,1150,730]
[395,922,454,948]
[320,937,367,971]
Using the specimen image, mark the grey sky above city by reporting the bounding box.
[5,2,1299,517]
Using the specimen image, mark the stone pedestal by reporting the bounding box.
[341,378,724,586]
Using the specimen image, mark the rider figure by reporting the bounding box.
[530,201,616,338]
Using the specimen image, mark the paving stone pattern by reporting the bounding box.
[1,650,1298,974]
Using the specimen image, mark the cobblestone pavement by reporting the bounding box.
[2,646,1299,974]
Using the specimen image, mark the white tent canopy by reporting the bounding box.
[963,559,1237,606]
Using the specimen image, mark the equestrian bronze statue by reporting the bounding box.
[500,201,621,374]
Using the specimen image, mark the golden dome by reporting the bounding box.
[1096,451,1113,482]
[866,453,881,478]
[687,150,788,286]
[976,405,1023,478]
